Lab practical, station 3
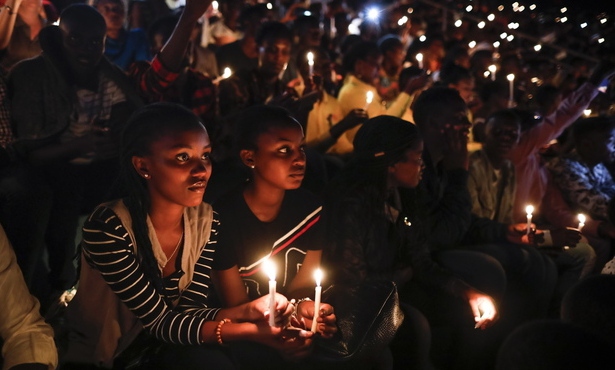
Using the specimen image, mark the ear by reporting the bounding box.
[239,149,255,168]
[131,156,150,179]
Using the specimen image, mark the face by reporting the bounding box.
[356,54,382,84]
[385,46,406,69]
[388,142,425,189]
[96,0,125,33]
[134,128,212,209]
[484,118,520,159]
[432,100,471,144]
[243,125,306,191]
[61,20,106,76]
[450,78,475,104]
[259,38,292,78]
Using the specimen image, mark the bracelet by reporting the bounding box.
[215,318,231,346]
[2,5,15,15]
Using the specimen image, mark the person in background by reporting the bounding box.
[0,223,57,370]
[0,0,47,71]
[95,0,150,70]
[376,34,405,102]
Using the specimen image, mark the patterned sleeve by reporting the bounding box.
[548,157,610,220]
[128,56,179,100]
[82,206,217,345]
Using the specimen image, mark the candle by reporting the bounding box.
[222,67,232,79]
[474,297,496,329]
[507,74,515,108]
[364,91,374,111]
[307,51,314,78]
[525,205,534,235]
[311,269,323,332]
[416,53,424,69]
[263,259,276,326]
[577,214,586,231]
[488,64,497,81]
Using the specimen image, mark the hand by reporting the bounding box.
[506,222,535,244]
[249,293,293,327]
[329,109,368,139]
[296,301,337,339]
[549,227,581,247]
[466,289,498,330]
[402,73,431,95]
[252,321,314,361]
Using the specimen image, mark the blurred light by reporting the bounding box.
[500,32,508,39]
[584,109,592,116]
[407,7,414,14]
[267,3,273,10]
[507,74,515,82]
[498,5,504,11]
[529,4,536,11]
[466,5,473,12]
[531,77,540,83]
[478,21,486,29]
[507,34,515,41]
[222,67,232,79]
[488,64,497,73]
[398,16,408,26]
[581,22,588,28]
[488,14,496,21]
[419,35,427,42]
[601,18,608,24]
[561,7,567,13]
[493,41,501,48]
[469,40,477,48]
[454,19,463,27]
[518,6,525,12]
[561,17,567,23]
[598,37,605,43]
[484,71,490,78]
[534,44,542,51]
[212,1,218,11]
[512,2,519,8]
[304,11,311,16]
[367,7,380,21]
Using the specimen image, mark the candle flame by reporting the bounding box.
[507,73,515,81]
[307,51,314,65]
[222,67,232,79]
[415,53,423,62]
[263,259,276,281]
[578,214,586,224]
[488,64,497,73]
[525,205,534,215]
[366,91,374,105]
[314,269,323,286]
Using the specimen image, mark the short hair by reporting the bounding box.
[572,116,615,143]
[412,86,464,128]
[341,40,381,74]
[256,21,293,46]
[233,105,301,153]
[377,34,403,55]
[439,63,472,86]
[59,3,106,31]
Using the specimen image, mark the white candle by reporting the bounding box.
[307,52,314,78]
[364,91,374,111]
[577,214,586,231]
[507,74,515,108]
[525,205,534,235]
[222,67,232,79]
[263,259,276,326]
[488,64,497,81]
[416,53,424,69]
[311,269,323,333]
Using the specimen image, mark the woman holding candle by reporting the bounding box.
[63,103,302,369]
[211,105,337,364]
[323,116,501,369]
[336,41,429,148]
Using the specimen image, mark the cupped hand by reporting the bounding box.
[296,301,337,338]
[466,289,498,330]
[251,293,293,327]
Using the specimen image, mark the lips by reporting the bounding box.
[188,181,207,192]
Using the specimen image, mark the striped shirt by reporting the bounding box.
[81,203,220,346]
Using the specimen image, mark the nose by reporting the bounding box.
[191,159,208,176]
[293,150,307,166]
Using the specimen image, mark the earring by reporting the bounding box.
[250,165,255,169]
[143,173,150,179]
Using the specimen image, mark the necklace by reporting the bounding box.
[165,232,184,264]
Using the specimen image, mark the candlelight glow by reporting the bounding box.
[488,65,497,73]
[222,67,232,79]
[307,52,314,65]
[507,74,515,82]
[263,259,276,281]
[469,41,477,49]
[454,19,462,27]
[416,53,423,62]
[578,214,586,225]
[493,41,500,48]
[525,205,534,215]
[584,109,592,117]
[478,21,486,29]
[488,14,495,21]
[534,44,542,51]
[366,91,374,105]
[419,35,427,42]
[314,269,323,286]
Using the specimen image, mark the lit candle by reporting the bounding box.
[525,205,534,235]
[474,297,496,329]
[364,91,374,111]
[577,214,586,231]
[507,74,515,108]
[416,53,424,69]
[307,51,314,78]
[311,269,323,332]
[488,64,497,81]
[263,259,276,326]
[222,67,232,79]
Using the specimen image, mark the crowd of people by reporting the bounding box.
[1,0,615,369]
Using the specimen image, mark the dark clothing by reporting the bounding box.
[217,69,285,118]
[215,40,257,76]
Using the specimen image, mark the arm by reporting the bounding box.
[0,225,57,370]
[0,0,22,50]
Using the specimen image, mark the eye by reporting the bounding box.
[201,152,211,161]
[278,146,289,154]
[176,153,189,162]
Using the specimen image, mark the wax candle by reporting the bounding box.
[311,269,323,332]
[263,259,276,326]
[364,91,374,111]
[578,214,586,231]
[526,205,534,235]
[488,64,497,81]
[222,67,232,79]
[416,53,424,69]
[307,52,314,78]
[507,74,515,108]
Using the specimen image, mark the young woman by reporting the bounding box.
[211,105,337,363]
[323,116,502,370]
[63,103,307,369]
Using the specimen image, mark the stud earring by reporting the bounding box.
[250,165,255,169]
[143,173,150,179]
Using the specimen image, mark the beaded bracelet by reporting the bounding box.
[215,318,231,346]
[2,4,15,15]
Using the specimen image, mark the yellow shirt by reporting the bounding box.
[306,92,354,155]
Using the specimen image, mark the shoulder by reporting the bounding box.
[8,55,49,81]
[285,188,322,212]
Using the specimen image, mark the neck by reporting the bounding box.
[484,148,506,169]
[148,201,184,233]
[243,181,286,222]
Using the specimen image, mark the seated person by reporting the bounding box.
[0,0,47,71]
[64,103,308,368]
[95,0,150,70]
[376,34,405,102]
[0,223,57,370]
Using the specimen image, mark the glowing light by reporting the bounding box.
[531,77,540,83]
[466,5,473,12]
[314,269,323,286]
[581,22,588,28]
[525,205,534,215]
[507,34,515,42]
[584,109,592,117]
[530,4,537,10]
[498,5,504,12]
[267,3,272,10]
[478,21,486,29]
[212,1,218,11]
[493,41,501,48]
[222,67,232,79]
[578,214,586,230]
[398,16,408,26]
[419,35,427,42]
[561,7,567,13]
[500,32,508,39]
[512,2,519,8]
[601,18,607,24]
[407,7,414,14]
[518,6,525,12]
[561,17,567,23]
[599,38,605,44]
[488,65,497,74]
[469,40,477,48]
[534,44,542,51]
[484,71,490,78]
[454,19,462,27]
[367,7,380,21]
[488,14,495,21]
